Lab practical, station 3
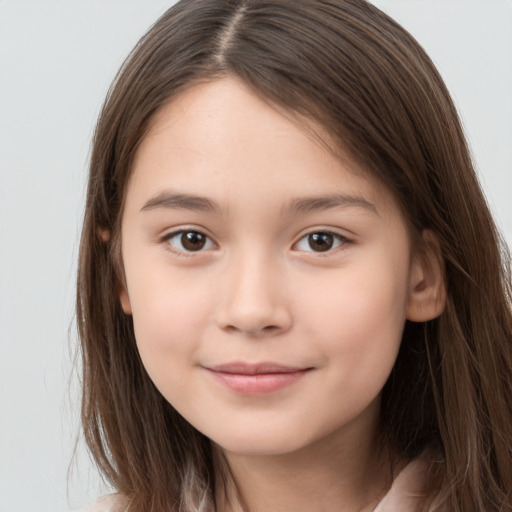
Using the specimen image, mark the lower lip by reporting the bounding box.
[206,369,311,394]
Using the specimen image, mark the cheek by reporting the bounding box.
[298,259,409,372]
[126,266,215,385]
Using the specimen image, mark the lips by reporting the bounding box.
[203,362,312,394]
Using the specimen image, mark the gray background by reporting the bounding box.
[1,1,511,510]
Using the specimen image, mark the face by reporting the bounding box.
[119,78,421,457]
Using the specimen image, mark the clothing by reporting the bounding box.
[374,455,435,512]
[79,455,436,512]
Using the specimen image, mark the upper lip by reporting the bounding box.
[205,362,310,375]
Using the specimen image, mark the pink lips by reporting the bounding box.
[204,362,312,394]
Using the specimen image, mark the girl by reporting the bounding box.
[77,1,512,511]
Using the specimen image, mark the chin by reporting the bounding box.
[211,430,312,457]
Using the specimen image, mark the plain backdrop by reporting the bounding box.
[0,1,511,510]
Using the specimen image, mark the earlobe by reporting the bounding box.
[406,230,446,322]
[119,286,132,315]
[98,228,110,242]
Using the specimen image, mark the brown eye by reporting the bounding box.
[181,231,206,251]
[308,233,334,252]
[294,231,347,253]
[165,230,214,253]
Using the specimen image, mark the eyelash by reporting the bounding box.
[293,230,350,254]
[161,229,216,255]
[160,229,351,255]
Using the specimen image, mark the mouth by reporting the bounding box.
[203,362,313,394]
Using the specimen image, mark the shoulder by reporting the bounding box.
[375,452,445,512]
[77,494,128,512]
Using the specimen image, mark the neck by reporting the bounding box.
[214,426,400,512]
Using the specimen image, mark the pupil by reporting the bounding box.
[181,231,206,251]
[309,233,333,252]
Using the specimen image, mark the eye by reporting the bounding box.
[164,230,215,253]
[294,231,347,253]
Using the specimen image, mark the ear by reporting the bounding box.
[119,284,132,315]
[100,227,132,314]
[406,230,446,322]
[98,228,111,242]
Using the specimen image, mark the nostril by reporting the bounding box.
[215,298,293,336]
[221,323,282,336]
[225,324,278,332]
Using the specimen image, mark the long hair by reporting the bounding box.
[77,1,512,510]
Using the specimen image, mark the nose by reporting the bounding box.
[215,252,293,338]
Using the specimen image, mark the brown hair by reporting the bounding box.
[77,1,512,510]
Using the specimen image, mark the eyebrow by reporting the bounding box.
[141,192,220,213]
[285,194,379,216]
[140,191,378,216]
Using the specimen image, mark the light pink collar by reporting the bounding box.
[374,456,431,512]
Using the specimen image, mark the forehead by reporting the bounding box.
[128,77,399,219]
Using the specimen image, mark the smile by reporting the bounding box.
[203,362,313,394]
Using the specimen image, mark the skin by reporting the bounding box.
[119,78,445,512]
